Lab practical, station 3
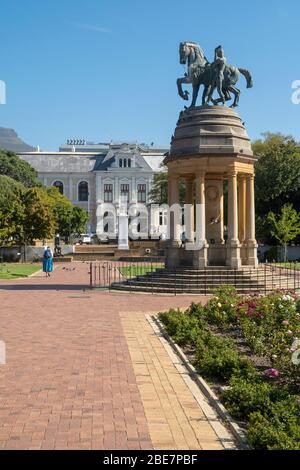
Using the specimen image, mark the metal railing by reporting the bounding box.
[89,259,166,291]
[89,260,300,295]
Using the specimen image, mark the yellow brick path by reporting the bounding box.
[120,312,237,450]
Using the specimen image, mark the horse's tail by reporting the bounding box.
[238,68,253,88]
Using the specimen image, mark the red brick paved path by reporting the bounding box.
[0,262,198,449]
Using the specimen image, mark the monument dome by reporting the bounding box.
[167,106,253,160]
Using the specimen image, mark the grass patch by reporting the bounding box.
[118,264,163,278]
[0,263,41,279]
[276,263,300,271]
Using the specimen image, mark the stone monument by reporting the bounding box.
[165,42,258,269]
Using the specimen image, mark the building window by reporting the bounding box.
[124,159,127,168]
[159,210,167,226]
[53,181,64,195]
[120,183,130,202]
[104,184,113,203]
[78,181,89,201]
[128,159,131,168]
[119,159,122,168]
[137,184,146,203]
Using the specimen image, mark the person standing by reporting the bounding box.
[43,246,53,277]
[207,45,227,105]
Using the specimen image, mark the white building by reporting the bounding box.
[18,141,168,240]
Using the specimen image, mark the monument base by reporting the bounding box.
[192,244,208,269]
[246,241,258,267]
[226,242,242,269]
[166,243,181,269]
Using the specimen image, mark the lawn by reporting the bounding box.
[118,264,164,278]
[276,263,300,271]
[0,263,41,279]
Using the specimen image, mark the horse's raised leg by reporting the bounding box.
[177,77,190,101]
[228,86,240,108]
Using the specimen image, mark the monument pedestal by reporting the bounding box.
[246,241,258,267]
[193,244,208,269]
[164,105,258,270]
[226,241,242,269]
[166,242,181,269]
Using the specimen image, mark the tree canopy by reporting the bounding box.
[253,133,300,216]
[0,175,24,244]
[0,149,40,187]
[0,175,88,245]
[149,166,186,205]
[267,204,300,261]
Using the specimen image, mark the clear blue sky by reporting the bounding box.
[1,0,300,150]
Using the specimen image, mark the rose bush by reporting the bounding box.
[158,286,300,449]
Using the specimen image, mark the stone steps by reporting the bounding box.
[109,266,300,294]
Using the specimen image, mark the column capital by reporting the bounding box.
[195,171,206,180]
[168,173,180,180]
[184,175,194,182]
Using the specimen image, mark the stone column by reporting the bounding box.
[68,176,73,201]
[184,177,194,243]
[166,174,181,268]
[131,176,136,203]
[193,173,208,268]
[95,174,101,203]
[227,172,241,268]
[168,174,181,245]
[114,176,119,203]
[238,176,246,243]
[245,174,258,266]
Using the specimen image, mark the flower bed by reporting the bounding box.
[158,287,300,450]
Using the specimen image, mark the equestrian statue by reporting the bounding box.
[177,42,253,108]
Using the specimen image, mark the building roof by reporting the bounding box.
[19,149,164,174]
[19,153,101,173]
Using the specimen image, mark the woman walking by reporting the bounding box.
[43,246,53,277]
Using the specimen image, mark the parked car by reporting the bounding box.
[76,233,98,245]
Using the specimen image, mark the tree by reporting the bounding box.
[149,167,186,205]
[20,188,56,244]
[0,175,24,244]
[46,187,88,241]
[267,204,300,262]
[71,206,89,237]
[0,150,40,188]
[253,133,300,217]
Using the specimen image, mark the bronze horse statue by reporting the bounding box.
[177,42,253,108]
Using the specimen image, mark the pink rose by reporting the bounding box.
[264,368,279,378]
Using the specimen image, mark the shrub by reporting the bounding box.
[158,309,205,347]
[194,333,254,381]
[247,413,300,450]
[173,316,203,347]
[247,399,300,450]
[158,309,183,337]
[204,286,239,326]
[186,302,206,320]
[221,378,290,420]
